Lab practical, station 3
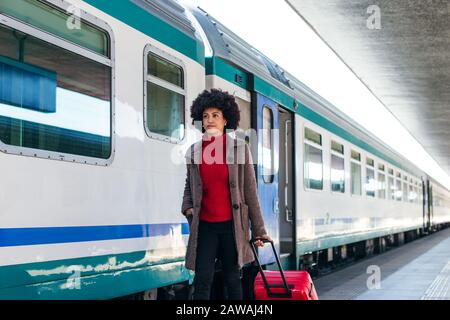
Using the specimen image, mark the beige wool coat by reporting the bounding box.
[181,133,267,271]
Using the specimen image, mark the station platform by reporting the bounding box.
[314,228,450,300]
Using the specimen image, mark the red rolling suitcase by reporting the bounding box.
[250,238,319,300]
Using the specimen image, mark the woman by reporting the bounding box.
[181,88,271,300]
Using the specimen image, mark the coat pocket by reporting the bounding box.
[240,203,250,240]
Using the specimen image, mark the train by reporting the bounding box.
[0,0,449,299]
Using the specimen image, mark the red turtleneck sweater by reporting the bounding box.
[199,134,233,222]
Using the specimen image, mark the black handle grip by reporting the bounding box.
[249,238,292,298]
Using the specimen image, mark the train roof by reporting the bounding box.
[189,5,428,180]
[189,6,293,96]
[131,0,197,39]
[84,0,204,64]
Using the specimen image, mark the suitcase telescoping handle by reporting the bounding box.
[250,238,293,298]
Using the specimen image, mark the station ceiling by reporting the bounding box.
[286,0,450,176]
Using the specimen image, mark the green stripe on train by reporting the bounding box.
[0,251,193,300]
[207,56,418,177]
[84,0,204,65]
[296,225,423,257]
[206,57,249,89]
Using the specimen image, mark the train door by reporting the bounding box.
[278,108,296,269]
[254,93,279,265]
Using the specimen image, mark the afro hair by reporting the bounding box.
[190,89,240,132]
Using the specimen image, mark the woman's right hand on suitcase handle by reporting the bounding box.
[253,235,272,247]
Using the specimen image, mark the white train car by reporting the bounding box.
[427,179,450,228]
[0,0,205,299]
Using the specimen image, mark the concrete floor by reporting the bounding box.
[314,228,450,300]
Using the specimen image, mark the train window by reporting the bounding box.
[351,163,362,195]
[378,172,386,199]
[403,181,408,201]
[304,144,323,190]
[305,127,322,146]
[366,157,374,167]
[378,163,385,171]
[388,168,394,175]
[145,47,185,142]
[395,179,402,201]
[331,140,344,154]
[0,16,111,160]
[331,155,345,193]
[262,107,274,183]
[331,140,344,193]
[351,150,360,161]
[0,0,110,57]
[350,150,361,195]
[366,166,376,197]
[148,53,183,87]
[388,176,395,200]
[408,185,414,203]
[304,127,322,190]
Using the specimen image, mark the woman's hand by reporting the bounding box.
[184,208,194,218]
[254,234,272,247]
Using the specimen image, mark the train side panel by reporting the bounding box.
[294,114,424,255]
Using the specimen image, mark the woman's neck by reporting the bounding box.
[204,131,224,139]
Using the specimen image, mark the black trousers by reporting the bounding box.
[193,220,242,300]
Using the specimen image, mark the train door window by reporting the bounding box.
[144,47,185,143]
[234,97,251,140]
[365,157,375,197]
[304,127,323,190]
[395,173,402,201]
[330,140,344,193]
[350,150,362,195]
[378,164,386,199]
[0,1,112,163]
[262,107,274,183]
